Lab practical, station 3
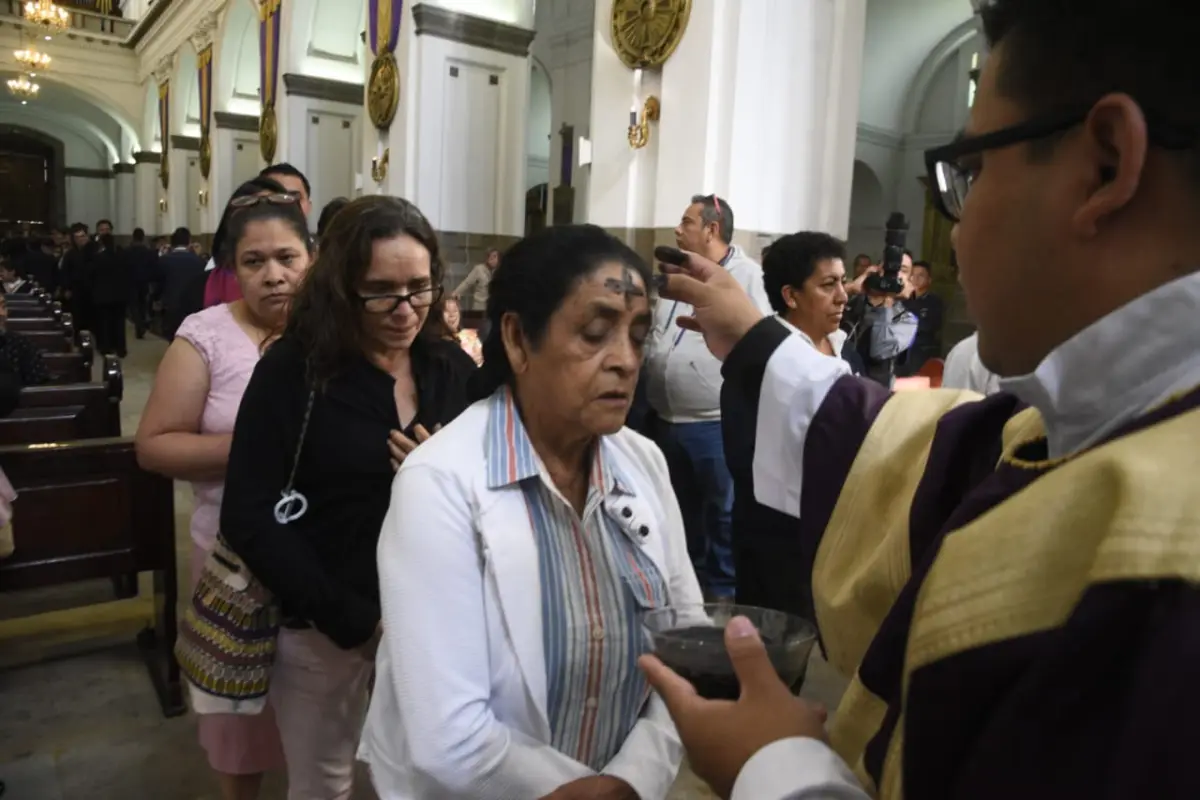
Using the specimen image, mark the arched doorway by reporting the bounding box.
[846,160,887,262]
[524,59,552,235]
[0,126,64,233]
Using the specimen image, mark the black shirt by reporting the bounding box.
[220,334,477,649]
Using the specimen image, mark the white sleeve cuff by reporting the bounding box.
[731,737,870,800]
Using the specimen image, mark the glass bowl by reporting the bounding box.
[643,603,818,700]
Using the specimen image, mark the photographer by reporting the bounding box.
[842,250,918,387]
[639,0,1200,796]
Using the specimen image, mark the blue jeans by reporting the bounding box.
[654,420,736,598]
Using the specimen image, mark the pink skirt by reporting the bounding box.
[190,543,287,775]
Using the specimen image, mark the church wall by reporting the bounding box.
[65,173,114,228]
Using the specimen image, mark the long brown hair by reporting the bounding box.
[285,195,444,386]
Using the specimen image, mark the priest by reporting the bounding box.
[640,0,1200,797]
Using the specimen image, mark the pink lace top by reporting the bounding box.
[175,304,262,550]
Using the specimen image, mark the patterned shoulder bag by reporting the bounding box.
[175,390,316,715]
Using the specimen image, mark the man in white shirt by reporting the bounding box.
[639,0,1200,797]
[643,194,772,601]
[943,332,1001,395]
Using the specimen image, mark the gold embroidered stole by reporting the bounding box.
[873,403,1200,799]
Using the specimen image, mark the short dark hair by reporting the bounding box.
[690,194,734,244]
[132,228,146,241]
[902,248,914,261]
[470,224,650,401]
[170,227,191,248]
[853,253,873,264]
[70,223,88,235]
[316,197,350,239]
[911,260,933,276]
[212,176,290,264]
[260,162,311,199]
[287,195,443,386]
[980,0,1198,177]
[762,232,847,316]
[95,219,113,230]
[220,192,311,271]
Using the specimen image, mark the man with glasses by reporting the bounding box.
[637,1,1200,798]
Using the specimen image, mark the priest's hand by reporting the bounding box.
[654,250,764,362]
[639,616,829,800]
[537,775,639,800]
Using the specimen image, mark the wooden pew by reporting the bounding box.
[0,355,122,446]
[43,350,93,385]
[25,330,76,354]
[0,438,184,717]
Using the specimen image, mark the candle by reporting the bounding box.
[630,106,638,127]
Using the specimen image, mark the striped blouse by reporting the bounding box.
[485,388,669,771]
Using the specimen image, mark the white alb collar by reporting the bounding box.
[1000,271,1200,458]
[776,315,848,357]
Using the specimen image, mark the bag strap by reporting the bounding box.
[281,389,316,496]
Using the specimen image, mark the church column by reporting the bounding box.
[212,112,261,213]
[588,0,867,260]
[132,151,161,235]
[364,1,535,284]
[152,57,178,235]
[190,13,220,232]
[113,163,136,235]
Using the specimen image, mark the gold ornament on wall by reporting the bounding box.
[628,96,660,149]
[368,52,400,130]
[259,106,278,163]
[372,148,390,183]
[610,0,692,70]
[159,155,170,190]
[199,135,212,181]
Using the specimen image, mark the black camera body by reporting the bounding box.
[864,212,909,295]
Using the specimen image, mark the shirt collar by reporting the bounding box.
[484,388,636,496]
[776,315,847,356]
[1000,271,1200,458]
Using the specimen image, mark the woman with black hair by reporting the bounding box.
[137,187,312,800]
[220,195,476,798]
[360,224,702,800]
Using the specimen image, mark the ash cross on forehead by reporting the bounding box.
[604,267,646,309]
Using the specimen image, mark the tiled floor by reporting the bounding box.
[0,324,848,799]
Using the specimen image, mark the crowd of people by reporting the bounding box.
[2,0,1195,797]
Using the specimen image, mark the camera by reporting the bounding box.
[864,212,909,295]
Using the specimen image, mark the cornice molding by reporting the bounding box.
[170,135,201,152]
[856,123,904,150]
[281,74,364,105]
[188,10,220,53]
[113,162,136,174]
[411,3,536,58]
[214,111,259,132]
[65,167,115,179]
[132,150,162,164]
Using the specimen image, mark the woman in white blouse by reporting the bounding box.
[360,225,703,799]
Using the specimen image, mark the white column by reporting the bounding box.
[114,164,136,235]
[271,0,311,167]
[587,0,867,245]
[375,1,534,235]
[165,146,190,232]
[132,154,161,235]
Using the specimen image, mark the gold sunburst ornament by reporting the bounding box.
[610,0,692,70]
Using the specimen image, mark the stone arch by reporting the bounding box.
[1,70,140,158]
[846,160,888,262]
[172,46,201,137]
[214,0,260,115]
[291,0,368,82]
[901,16,982,135]
[527,57,552,191]
[142,80,160,152]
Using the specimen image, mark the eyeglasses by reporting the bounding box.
[359,285,444,314]
[228,193,300,209]
[924,106,1197,223]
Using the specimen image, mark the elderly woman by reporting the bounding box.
[360,225,703,799]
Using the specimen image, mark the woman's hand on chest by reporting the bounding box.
[388,423,441,472]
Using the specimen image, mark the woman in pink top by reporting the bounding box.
[135,188,311,800]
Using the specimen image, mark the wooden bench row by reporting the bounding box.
[0,290,182,717]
